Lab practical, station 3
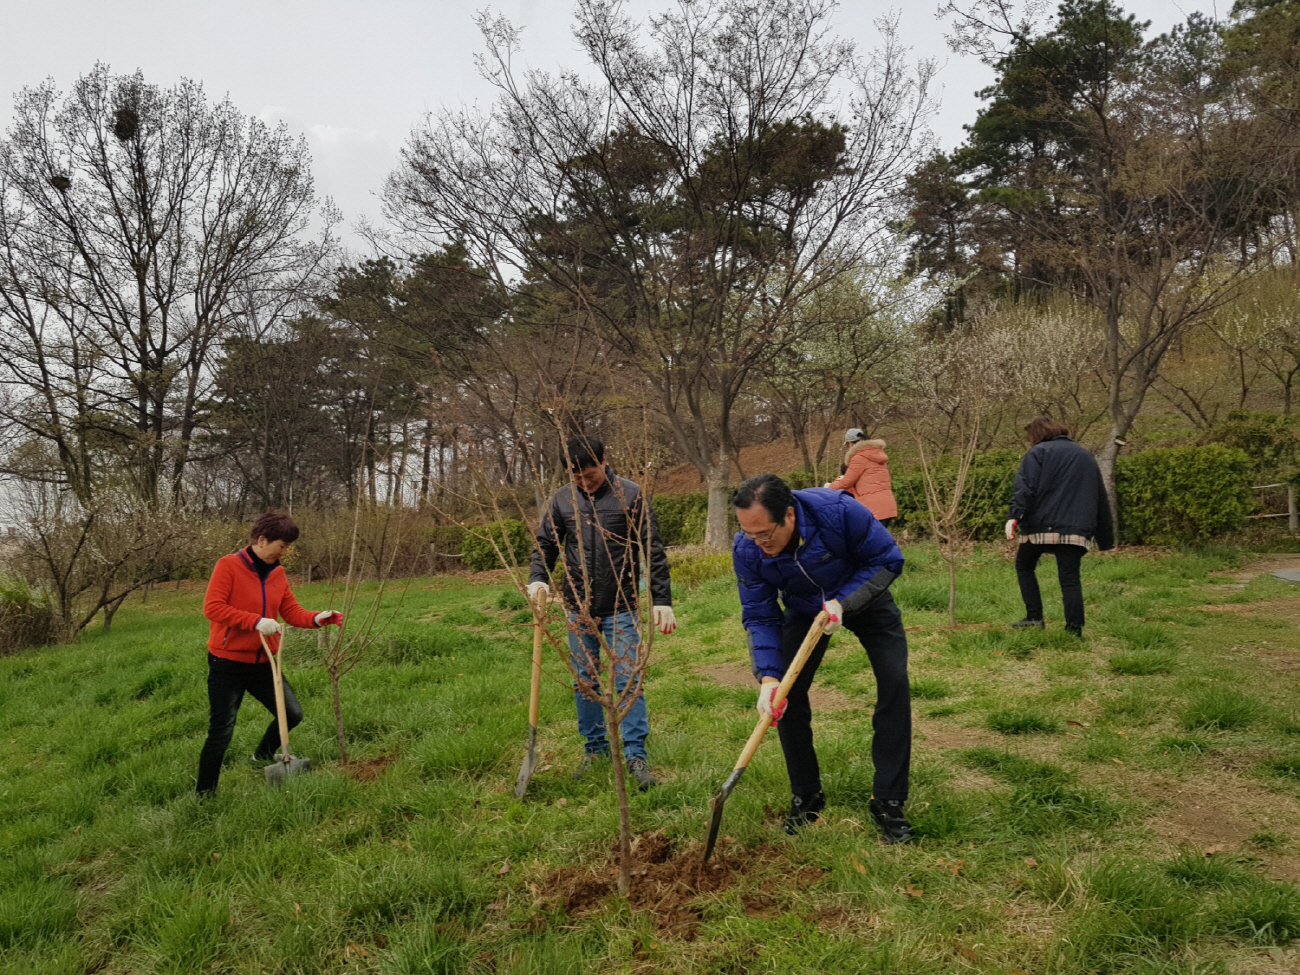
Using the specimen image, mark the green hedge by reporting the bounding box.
[644,444,1253,550]
[1115,445,1252,544]
[652,493,709,546]
[891,451,1022,541]
[460,519,534,572]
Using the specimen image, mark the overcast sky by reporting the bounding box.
[0,0,1206,252]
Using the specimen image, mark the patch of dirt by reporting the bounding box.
[536,831,821,936]
[912,717,1000,751]
[651,439,810,495]
[344,753,398,781]
[1141,775,1300,881]
[1200,596,1300,616]
[693,663,856,711]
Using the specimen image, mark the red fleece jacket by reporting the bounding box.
[203,550,319,663]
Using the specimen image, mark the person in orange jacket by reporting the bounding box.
[827,429,898,524]
[196,510,342,795]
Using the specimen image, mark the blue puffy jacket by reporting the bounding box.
[734,488,904,679]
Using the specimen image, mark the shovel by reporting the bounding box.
[514,590,548,798]
[703,610,829,863]
[261,632,311,788]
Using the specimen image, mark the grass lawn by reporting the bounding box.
[6,543,1300,973]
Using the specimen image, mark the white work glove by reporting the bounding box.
[652,605,676,635]
[756,680,787,725]
[1005,519,1018,541]
[822,599,843,634]
[822,481,833,488]
[255,617,283,637]
[526,581,549,605]
[314,611,343,627]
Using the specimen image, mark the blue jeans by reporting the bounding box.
[567,611,649,761]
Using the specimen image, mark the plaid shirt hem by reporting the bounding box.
[1023,532,1091,549]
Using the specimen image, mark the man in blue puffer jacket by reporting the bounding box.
[731,474,913,842]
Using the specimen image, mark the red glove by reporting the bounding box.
[757,681,787,725]
[315,611,344,627]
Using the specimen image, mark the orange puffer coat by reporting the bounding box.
[203,549,321,664]
[829,440,898,520]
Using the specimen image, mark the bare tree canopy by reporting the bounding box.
[385,0,934,545]
[0,65,337,505]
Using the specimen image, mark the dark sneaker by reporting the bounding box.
[252,750,276,764]
[1066,624,1083,638]
[1010,618,1044,629]
[782,790,826,835]
[572,750,609,781]
[869,797,913,844]
[627,757,658,791]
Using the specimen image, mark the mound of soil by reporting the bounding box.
[344,753,397,781]
[538,831,825,936]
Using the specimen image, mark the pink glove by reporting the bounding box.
[315,611,343,627]
[757,681,787,725]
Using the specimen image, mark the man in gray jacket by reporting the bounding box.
[528,436,675,789]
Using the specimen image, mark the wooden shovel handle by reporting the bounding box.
[261,632,292,762]
[527,591,547,728]
[730,610,829,772]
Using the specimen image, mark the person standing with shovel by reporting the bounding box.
[527,436,676,791]
[731,474,913,842]
[196,511,342,796]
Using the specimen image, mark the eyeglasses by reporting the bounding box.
[741,524,781,544]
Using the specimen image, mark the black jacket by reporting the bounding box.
[1009,436,1115,550]
[529,471,672,617]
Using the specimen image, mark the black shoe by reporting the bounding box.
[1010,618,1044,629]
[1066,624,1083,638]
[627,757,657,791]
[869,797,913,844]
[782,791,826,835]
[572,750,609,781]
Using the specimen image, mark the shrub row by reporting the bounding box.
[1115,444,1253,544]
[649,444,1255,547]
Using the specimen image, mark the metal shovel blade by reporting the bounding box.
[703,766,747,863]
[513,726,539,799]
[264,756,312,788]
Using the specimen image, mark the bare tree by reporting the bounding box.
[385,0,934,546]
[0,66,336,506]
[12,480,207,635]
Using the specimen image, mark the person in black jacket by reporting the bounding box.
[1006,417,1115,636]
[527,436,675,790]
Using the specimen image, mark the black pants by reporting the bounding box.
[196,652,303,794]
[1016,542,1086,632]
[774,591,911,802]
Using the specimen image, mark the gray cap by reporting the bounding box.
[844,428,865,444]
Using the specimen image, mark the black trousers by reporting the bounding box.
[1016,542,1086,631]
[196,652,303,794]
[775,591,911,802]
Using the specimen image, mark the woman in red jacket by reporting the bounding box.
[197,511,341,795]
[828,429,898,523]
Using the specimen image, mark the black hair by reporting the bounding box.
[250,510,300,544]
[565,435,605,470]
[730,473,794,525]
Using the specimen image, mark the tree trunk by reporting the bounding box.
[330,662,348,765]
[947,552,956,628]
[1097,432,1123,540]
[420,417,433,504]
[606,659,632,897]
[704,451,731,549]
